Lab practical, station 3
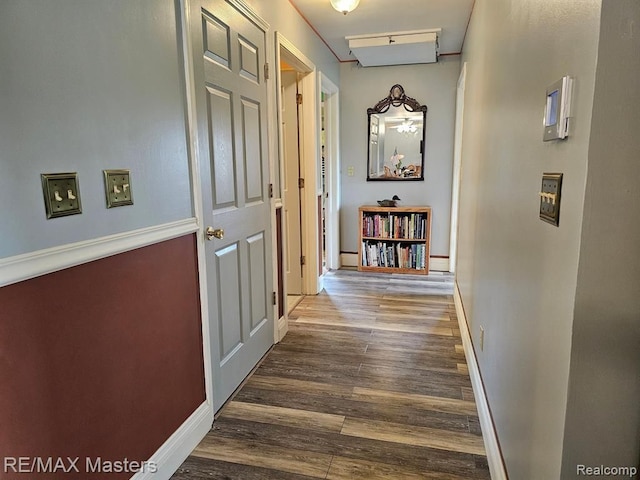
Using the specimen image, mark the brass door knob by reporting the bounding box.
[206,227,224,240]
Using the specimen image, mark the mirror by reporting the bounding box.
[367,84,427,181]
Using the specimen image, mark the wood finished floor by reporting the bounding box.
[172,269,490,479]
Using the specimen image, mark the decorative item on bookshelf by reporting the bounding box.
[376,195,401,207]
[358,205,431,274]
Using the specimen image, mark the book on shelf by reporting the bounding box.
[361,240,426,270]
[362,211,427,239]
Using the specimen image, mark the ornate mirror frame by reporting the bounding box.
[367,84,428,181]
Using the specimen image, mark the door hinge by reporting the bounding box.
[269,183,273,198]
[272,291,277,306]
[296,93,303,105]
[300,255,306,266]
[298,178,305,189]
[264,62,270,80]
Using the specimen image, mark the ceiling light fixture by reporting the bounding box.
[330,0,360,15]
[396,121,418,134]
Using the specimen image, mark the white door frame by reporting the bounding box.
[179,0,212,413]
[318,72,340,271]
[275,32,319,299]
[272,32,320,341]
[450,62,466,273]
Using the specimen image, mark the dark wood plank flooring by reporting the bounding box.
[172,269,490,479]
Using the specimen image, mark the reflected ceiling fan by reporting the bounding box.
[390,118,419,133]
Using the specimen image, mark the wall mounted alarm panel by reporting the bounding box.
[543,76,573,141]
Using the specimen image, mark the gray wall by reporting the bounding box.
[561,0,640,476]
[0,0,339,261]
[457,0,602,478]
[0,0,192,258]
[247,0,340,86]
[339,57,460,256]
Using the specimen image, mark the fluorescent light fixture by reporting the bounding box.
[346,29,441,67]
[330,0,360,15]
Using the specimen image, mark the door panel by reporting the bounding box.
[205,85,237,208]
[247,231,267,332]
[191,0,273,411]
[238,36,259,83]
[203,12,230,68]
[241,99,264,202]
[215,243,242,360]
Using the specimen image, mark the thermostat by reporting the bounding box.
[543,76,573,141]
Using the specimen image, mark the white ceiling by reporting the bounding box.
[288,0,474,62]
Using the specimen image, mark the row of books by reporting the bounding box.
[361,241,427,270]
[362,213,427,239]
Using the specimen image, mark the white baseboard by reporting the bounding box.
[453,282,507,480]
[0,218,199,288]
[429,257,450,272]
[340,252,450,272]
[341,252,359,267]
[132,401,213,480]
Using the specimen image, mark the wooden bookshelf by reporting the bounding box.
[358,205,432,274]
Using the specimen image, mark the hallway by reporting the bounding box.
[172,269,490,479]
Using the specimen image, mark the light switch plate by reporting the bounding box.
[539,173,563,226]
[103,169,133,208]
[41,172,82,219]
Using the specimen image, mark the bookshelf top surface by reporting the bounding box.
[359,205,431,213]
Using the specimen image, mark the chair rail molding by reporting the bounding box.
[0,218,199,288]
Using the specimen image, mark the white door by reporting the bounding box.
[281,71,303,295]
[190,0,273,411]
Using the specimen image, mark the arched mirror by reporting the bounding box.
[367,84,427,181]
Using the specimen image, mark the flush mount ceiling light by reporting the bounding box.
[330,0,360,15]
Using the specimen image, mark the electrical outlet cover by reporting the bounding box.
[41,172,82,219]
[104,169,133,208]
[539,173,563,226]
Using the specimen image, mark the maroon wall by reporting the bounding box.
[0,234,206,479]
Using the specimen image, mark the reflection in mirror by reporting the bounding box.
[367,85,427,181]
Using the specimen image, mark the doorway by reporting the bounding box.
[274,33,322,341]
[280,67,304,309]
[276,34,319,300]
[319,72,340,272]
